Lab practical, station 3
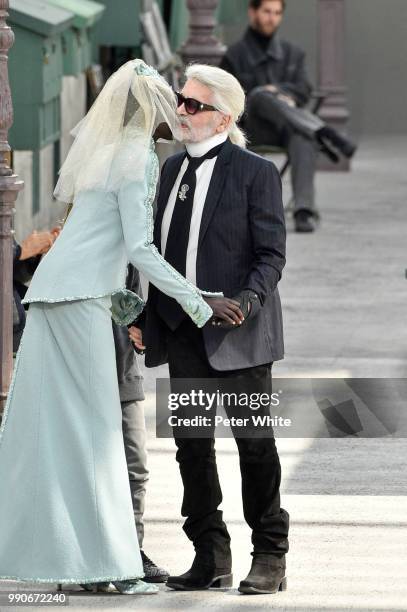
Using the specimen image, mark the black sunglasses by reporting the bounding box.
[176,92,217,115]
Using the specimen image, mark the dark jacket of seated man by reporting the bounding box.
[220,26,312,108]
[113,264,145,403]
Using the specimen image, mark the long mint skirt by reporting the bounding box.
[0,297,143,584]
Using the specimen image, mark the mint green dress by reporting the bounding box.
[0,143,212,584]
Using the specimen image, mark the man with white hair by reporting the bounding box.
[131,64,289,595]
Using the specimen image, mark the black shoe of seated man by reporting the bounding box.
[315,134,340,163]
[238,554,287,595]
[294,210,317,233]
[317,126,357,159]
[141,550,170,583]
[166,554,233,591]
[211,290,258,330]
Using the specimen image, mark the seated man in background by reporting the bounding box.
[220,0,356,233]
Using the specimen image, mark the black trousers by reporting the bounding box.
[167,319,289,566]
[246,87,322,215]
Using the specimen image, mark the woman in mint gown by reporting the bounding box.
[0,61,215,594]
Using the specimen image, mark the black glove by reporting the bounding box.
[211,290,260,330]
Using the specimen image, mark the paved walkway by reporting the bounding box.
[1,136,407,611]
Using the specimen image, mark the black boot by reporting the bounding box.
[238,554,287,595]
[317,126,357,159]
[166,551,232,591]
[141,550,170,583]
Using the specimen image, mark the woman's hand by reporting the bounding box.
[204,297,244,327]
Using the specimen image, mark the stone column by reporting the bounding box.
[0,0,24,410]
[180,0,226,66]
[317,0,351,171]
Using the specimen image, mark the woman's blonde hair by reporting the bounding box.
[185,64,247,148]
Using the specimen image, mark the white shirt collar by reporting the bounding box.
[185,132,228,158]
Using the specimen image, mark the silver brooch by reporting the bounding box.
[178,184,190,201]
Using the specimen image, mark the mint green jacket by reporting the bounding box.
[23,147,213,328]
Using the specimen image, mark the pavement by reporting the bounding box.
[1,135,407,611]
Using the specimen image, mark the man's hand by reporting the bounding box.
[277,94,296,107]
[204,297,244,327]
[129,326,145,352]
[19,231,55,260]
[264,85,296,107]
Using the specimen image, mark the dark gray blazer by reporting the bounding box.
[113,264,145,402]
[220,28,312,107]
[144,139,286,372]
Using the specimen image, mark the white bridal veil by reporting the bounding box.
[54,59,181,204]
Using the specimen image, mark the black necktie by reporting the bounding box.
[156,141,226,331]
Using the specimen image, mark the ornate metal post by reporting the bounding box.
[180,0,226,66]
[317,0,351,171]
[0,0,24,410]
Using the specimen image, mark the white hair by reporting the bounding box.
[185,64,247,148]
